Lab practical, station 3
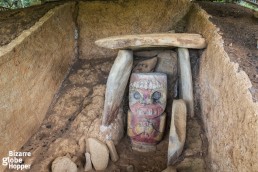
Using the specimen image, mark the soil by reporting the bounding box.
[0,2,61,46]
[197,2,258,101]
[2,1,257,172]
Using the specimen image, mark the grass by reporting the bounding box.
[237,1,258,10]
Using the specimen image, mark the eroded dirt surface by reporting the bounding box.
[197,2,258,101]
[17,51,207,172]
[0,2,61,46]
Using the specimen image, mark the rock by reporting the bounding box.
[134,50,161,58]
[176,158,205,172]
[168,30,176,33]
[168,99,187,166]
[84,152,92,171]
[178,48,194,117]
[162,166,177,172]
[133,57,157,73]
[88,138,109,171]
[88,107,124,145]
[52,156,77,172]
[102,50,133,125]
[155,50,178,99]
[95,33,207,50]
[106,140,119,162]
[126,165,134,172]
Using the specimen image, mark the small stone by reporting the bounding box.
[133,57,157,73]
[184,149,195,156]
[106,140,119,162]
[178,48,194,117]
[88,138,109,171]
[51,156,77,172]
[168,30,176,33]
[84,152,92,171]
[162,166,177,172]
[168,99,187,165]
[126,165,134,172]
[176,158,205,172]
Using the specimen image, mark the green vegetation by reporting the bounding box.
[196,0,257,10]
[0,0,41,9]
[237,1,258,10]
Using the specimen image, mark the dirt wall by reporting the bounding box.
[78,0,191,59]
[187,4,258,172]
[0,3,75,171]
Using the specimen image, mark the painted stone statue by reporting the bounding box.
[127,73,167,152]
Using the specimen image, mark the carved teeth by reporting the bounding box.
[130,80,163,89]
[136,108,158,116]
[144,82,148,89]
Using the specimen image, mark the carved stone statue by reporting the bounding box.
[127,73,167,152]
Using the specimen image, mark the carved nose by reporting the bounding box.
[141,98,153,105]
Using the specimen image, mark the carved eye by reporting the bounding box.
[134,91,141,100]
[152,91,161,101]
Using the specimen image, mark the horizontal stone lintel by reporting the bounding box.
[95,33,207,50]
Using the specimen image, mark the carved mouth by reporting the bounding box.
[137,108,158,116]
[130,80,163,89]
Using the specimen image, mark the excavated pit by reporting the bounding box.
[0,1,257,172]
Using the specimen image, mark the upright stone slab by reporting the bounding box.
[84,152,93,171]
[155,50,178,99]
[106,140,119,162]
[102,50,133,125]
[88,138,109,171]
[168,100,187,165]
[178,48,194,117]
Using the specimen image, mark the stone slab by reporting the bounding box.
[178,48,194,117]
[106,140,119,162]
[95,33,206,50]
[84,152,93,171]
[52,156,77,172]
[168,99,187,165]
[88,138,109,171]
[102,50,133,125]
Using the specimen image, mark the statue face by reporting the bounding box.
[129,73,167,118]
